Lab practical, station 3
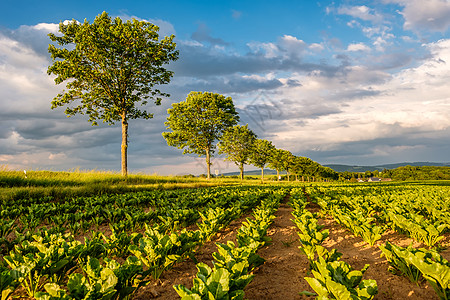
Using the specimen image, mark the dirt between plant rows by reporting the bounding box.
[133,198,450,300]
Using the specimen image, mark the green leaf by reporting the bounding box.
[304,277,329,296]
[326,280,352,299]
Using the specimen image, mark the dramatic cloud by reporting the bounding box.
[388,0,450,32]
[254,38,450,164]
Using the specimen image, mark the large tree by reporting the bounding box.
[218,124,256,180]
[162,91,239,179]
[248,139,275,182]
[48,12,178,176]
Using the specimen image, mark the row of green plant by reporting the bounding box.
[312,193,384,246]
[380,241,450,299]
[174,188,284,299]
[307,184,450,248]
[0,186,273,255]
[289,188,378,299]
[1,186,288,299]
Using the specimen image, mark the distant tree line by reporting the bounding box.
[338,166,450,181]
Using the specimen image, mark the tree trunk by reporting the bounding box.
[261,167,264,183]
[287,172,290,182]
[239,163,244,181]
[277,169,280,181]
[295,174,298,181]
[206,149,211,180]
[121,113,128,177]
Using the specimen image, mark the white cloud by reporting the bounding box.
[347,42,371,52]
[32,23,60,33]
[309,43,324,52]
[337,5,384,23]
[389,0,450,32]
[247,41,279,58]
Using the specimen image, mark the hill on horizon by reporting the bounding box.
[324,162,450,173]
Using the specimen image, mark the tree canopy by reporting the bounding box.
[218,124,256,180]
[162,91,239,179]
[48,11,178,176]
[248,139,275,182]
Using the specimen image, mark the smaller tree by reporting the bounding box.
[218,124,256,180]
[279,150,295,182]
[163,92,239,179]
[248,139,275,182]
[291,156,314,181]
[268,148,286,181]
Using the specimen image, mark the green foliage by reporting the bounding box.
[198,207,241,242]
[382,166,450,181]
[163,91,239,179]
[406,248,450,300]
[4,231,84,297]
[0,265,17,300]
[128,225,200,280]
[268,149,292,177]
[35,256,144,300]
[302,257,378,300]
[387,210,446,247]
[248,139,275,182]
[174,263,246,300]
[48,11,178,125]
[379,241,423,283]
[218,124,256,180]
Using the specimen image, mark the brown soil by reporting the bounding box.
[133,199,450,300]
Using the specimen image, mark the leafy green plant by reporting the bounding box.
[213,241,265,274]
[379,241,422,283]
[0,265,17,300]
[174,263,247,300]
[102,227,142,258]
[198,207,237,242]
[301,257,378,299]
[35,256,145,300]
[406,248,450,300]
[129,225,200,280]
[4,232,84,297]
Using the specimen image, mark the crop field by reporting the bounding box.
[1,178,450,299]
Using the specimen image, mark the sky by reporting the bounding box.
[1,0,449,175]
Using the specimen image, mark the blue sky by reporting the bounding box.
[1,0,449,175]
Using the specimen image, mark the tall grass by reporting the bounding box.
[0,167,243,202]
[0,167,209,188]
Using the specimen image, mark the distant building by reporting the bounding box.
[368,177,381,182]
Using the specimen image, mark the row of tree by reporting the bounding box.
[46,12,336,181]
[162,92,338,181]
